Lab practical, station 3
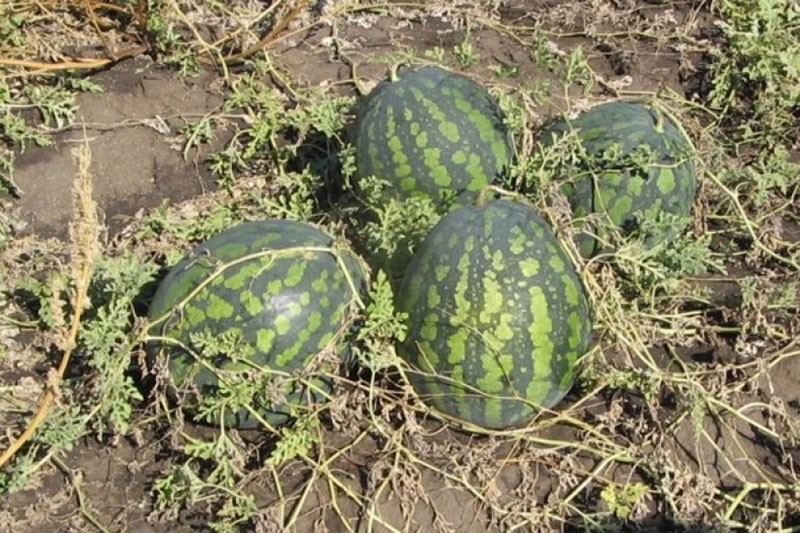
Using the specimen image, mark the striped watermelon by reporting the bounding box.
[147,220,365,429]
[396,199,592,430]
[537,101,696,256]
[352,65,515,205]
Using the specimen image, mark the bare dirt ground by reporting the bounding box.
[1,1,799,532]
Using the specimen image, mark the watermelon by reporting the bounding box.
[396,199,593,430]
[537,101,696,257]
[147,220,365,429]
[352,65,515,205]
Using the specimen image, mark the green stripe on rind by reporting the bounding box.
[353,65,515,204]
[397,200,592,430]
[147,220,366,429]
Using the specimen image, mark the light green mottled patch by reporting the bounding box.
[392,150,408,167]
[276,336,305,367]
[448,233,459,249]
[647,197,664,217]
[454,253,471,316]
[253,230,283,249]
[307,311,323,333]
[222,262,262,291]
[400,177,417,191]
[316,331,334,351]
[240,291,264,316]
[464,235,475,253]
[299,292,311,306]
[423,148,451,187]
[409,87,445,128]
[415,339,439,368]
[528,287,554,385]
[421,313,439,342]
[491,139,509,167]
[367,144,379,159]
[525,377,550,406]
[466,109,497,148]
[478,274,503,324]
[559,360,575,391]
[388,135,403,153]
[567,312,584,349]
[465,153,485,186]
[435,265,450,282]
[289,331,317,366]
[549,254,565,273]
[608,195,633,224]
[450,363,469,420]
[491,250,504,271]
[520,258,539,277]
[410,122,420,136]
[267,279,284,294]
[627,176,645,196]
[657,169,676,194]
[427,285,441,309]
[284,261,308,287]
[451,150,467,165]
[483,215,494,238]
[256,329,276,354]
[214,242,248,260]
[509,229,527,254]
[286,301,302,318]
[483,400,504,428]
[452,92,472,114]
[206,293,235,320]
[396,163,412,178]
[416,131,428,149]
[528,286,553,354]
[476,352,513,394]
[403,108,413,121]
[404,271,424,311]
[438,121,460,143]
[385,105,397,140]
[446,328,468,366]
[481,330,501,352]
[275,314,291,336]
[495,313,514,341]
[311,271,329,292]
[184,306,206,328]
[562,275,580,306]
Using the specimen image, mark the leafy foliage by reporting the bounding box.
[709,0,800,145]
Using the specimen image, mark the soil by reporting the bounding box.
[11,56,226,239]
[1,2,799,532]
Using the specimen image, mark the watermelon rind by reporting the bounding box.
[147,220,366,429]
[396,199,593,430]
[538,100,697,257]
[353,65,515,206]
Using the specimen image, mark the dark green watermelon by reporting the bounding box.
[147,220,365,429]
[537,101,696,256]
[396,199,592,430]
[352,65,515,205]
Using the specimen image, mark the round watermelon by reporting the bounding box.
[352,65,515,205]
[537,101,696,257]
[147,220,366,429]
[396,199,593,430]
